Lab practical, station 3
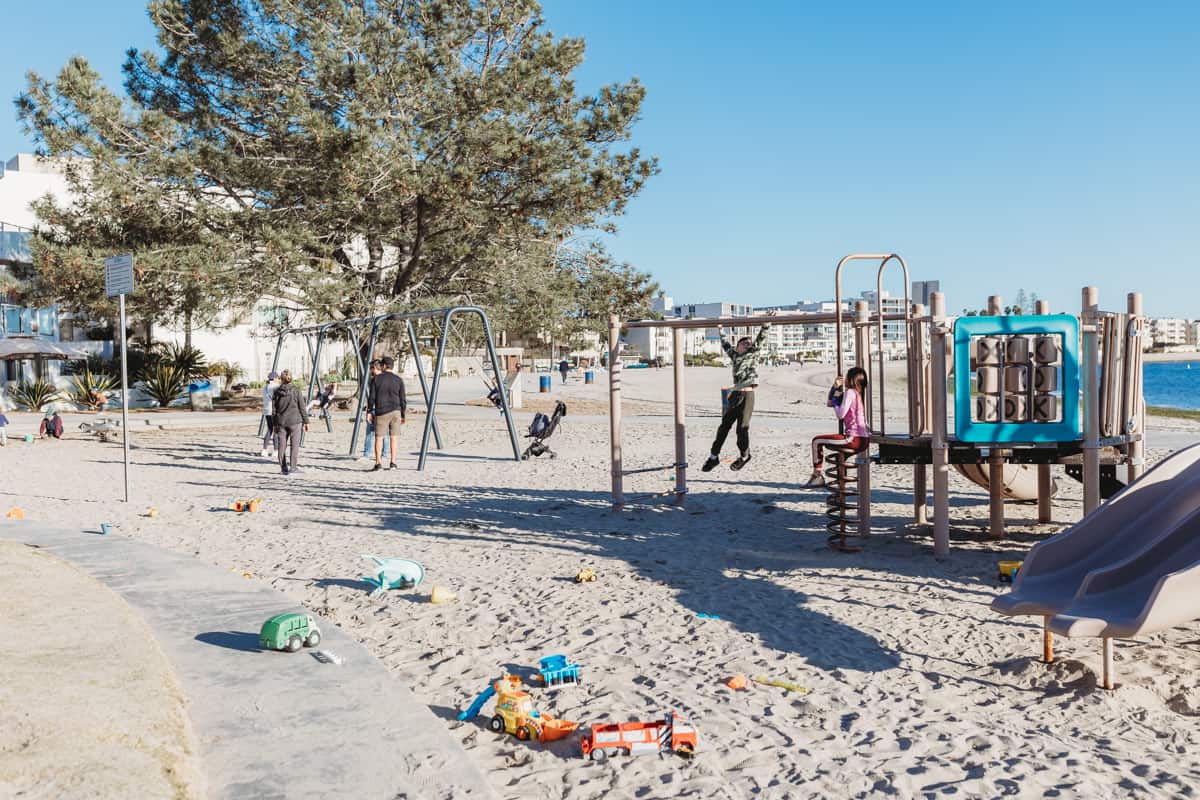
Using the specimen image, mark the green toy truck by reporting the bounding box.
[259,612,322,652]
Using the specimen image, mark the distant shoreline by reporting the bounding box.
[1144,352,1200,363]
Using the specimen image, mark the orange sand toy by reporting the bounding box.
[5,507,25,519]
[725,674,748,690]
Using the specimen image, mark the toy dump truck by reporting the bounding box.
[580,711,697,761]
[259,612,321,652]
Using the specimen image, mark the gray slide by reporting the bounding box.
[992,442,1200,629]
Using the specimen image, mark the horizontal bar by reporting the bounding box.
[626,489,688,501]
[279,305,491,337]
[623,311,908,330]
[621,463,688,476]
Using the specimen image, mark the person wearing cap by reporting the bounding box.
[367,355,406,471]
[260,371,281,457]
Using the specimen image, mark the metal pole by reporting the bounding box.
[1042,617,1054,663]
[300,327,326,447]
[609,313,624,510]
[119,293,130,503]
[672,327,687,506]
[416,312,453,471]
[348,319,380,457]
[1102,637,1114,690]
[1126,292,1145,485]
[912,303,927,525]
[1083,286,1101,515]
[1035,299,1053,522]
[930,292,950,557]
[476,309,522,462]
[875,254,911,437]
[258,329,287,439]
[854,300,871,430]
[406,320,444,451]
[834,253,896,379]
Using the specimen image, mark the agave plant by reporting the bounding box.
[139,363,188,408]
[162,343,209,381]
[9,378,62,411]
[67,369,119,409]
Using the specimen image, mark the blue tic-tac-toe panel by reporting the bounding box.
[954,314,1080,444]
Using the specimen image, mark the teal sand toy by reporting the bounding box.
[361,554,425,596]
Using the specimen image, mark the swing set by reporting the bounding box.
[262,306,521,470]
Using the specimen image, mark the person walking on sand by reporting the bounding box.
[260,371,280,457]
[701,321,771,473]
[271,371,309,475]
[803,367,870,488]
[558,359,570,384]
[367,355,406,471]
[360,360,391,461]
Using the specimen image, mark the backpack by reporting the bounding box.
[529,412,551,437]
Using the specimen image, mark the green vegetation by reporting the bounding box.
[139,363,188,408]
[67,369,118,408]
[1148,406,1200,422]
[8,379,61,411]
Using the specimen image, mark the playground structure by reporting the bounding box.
[262,306,521,470]
[992,443,1200,689]
[607,253,1147,558]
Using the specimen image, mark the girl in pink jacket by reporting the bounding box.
[804,367,870,487]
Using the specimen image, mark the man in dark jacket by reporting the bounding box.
[271,370,309,475]
[367,356,406,471]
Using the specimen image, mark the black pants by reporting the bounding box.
[277,424,302,468]
[711,390,754,456]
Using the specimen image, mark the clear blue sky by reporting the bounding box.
[3,1,1198,316]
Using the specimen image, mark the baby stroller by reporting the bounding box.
[522,400,566,460]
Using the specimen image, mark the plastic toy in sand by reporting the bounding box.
[725,674,748,690]
[574,567,597,583]
[997,560,1022,583]
[229,498,263,513]
[429,585,457,604]
[534,654,581,688]
[360,554,425,596]
[259,612,322,652]
[752,675,808,693]
[100,523,114,535]
[145,508,159,518]
[581,711,697,761]
[5,507,24,519]
[460,675,578,743]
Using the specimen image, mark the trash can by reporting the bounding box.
[584,370,594,384]
[188,380,214,411]
[539,375,552,393]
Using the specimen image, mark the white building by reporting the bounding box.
[1151,318,1191,348]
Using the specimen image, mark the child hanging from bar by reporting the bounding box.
[803,366,870,487]
[701,321,772,472]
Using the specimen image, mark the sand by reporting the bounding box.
[0,541,203,800]
[3,365,1200,799]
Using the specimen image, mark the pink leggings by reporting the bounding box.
[811,434,867,468]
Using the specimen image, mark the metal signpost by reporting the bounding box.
[105,254,134,502]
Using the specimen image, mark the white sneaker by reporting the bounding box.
[260,449,269,457]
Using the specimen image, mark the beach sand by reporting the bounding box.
[3,365,1199,799]
[0,541,203,800]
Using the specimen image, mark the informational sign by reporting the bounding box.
[103,253,135,502]
[104,253,134,298]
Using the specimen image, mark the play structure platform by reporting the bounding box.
[992,443,1200,689]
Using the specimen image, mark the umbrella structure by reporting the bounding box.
[0,336,89,361]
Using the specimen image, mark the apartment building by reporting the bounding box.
[1150,317,1191,348]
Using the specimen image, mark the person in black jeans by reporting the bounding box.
[271,371,309,475]
[367,355,407,471]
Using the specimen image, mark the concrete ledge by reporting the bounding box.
[0,523,496,800]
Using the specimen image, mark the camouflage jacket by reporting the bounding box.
[722,325,771,390]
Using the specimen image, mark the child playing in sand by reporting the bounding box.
[701,322,771,473]
[803,367,870,487]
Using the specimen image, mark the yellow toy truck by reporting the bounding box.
[461,675,577,743]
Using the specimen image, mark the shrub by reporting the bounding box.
[162,343,208,380]
[139,363,188,407]
[9,378,62,411]
[67,369,119,409]
[207,359,245,385]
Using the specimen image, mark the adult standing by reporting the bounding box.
[366,356,406,471]
[360,360,390,461]
[272,370,309,475]
[558,359,570,384]
[260,371,280,457]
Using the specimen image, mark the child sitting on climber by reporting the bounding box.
[702,321,771,473]
[804,367,870,487]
